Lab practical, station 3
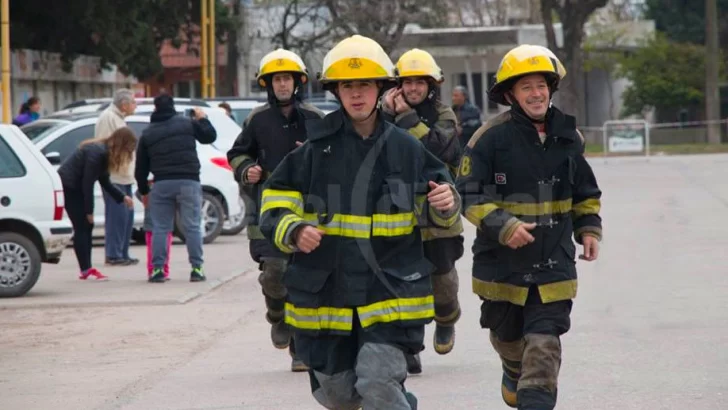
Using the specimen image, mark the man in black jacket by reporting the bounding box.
[135,94,217,283]
[452,85,483,148]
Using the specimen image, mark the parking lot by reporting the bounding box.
[1,154,727,410]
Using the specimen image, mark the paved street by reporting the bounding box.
[1,153,728,410]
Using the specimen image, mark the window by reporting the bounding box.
[231,109,252,127]
[0,136,26,178]
[20,121,67,143]
[41,125,95,163]
[126,121,149,138]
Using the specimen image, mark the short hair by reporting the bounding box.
[113,88,135,108]
[218,102,232,111]
[453,85,468,98]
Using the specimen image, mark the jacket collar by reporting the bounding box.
[511,105,576,141]
[306,109,386,142]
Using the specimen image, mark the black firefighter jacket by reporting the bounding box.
[382,99,465,242]
[258,110,462,336]
[227,102,324,240]
[455,107,603,306]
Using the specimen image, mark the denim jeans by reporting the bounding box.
[149,179,203,269]
[103,183,133,260]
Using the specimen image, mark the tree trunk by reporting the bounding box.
[705,0,722,144]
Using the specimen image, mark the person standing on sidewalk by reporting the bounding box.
[57,127,136,280]
[135,95,217,283]
[95,89,138,266]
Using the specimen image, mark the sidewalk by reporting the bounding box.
[0,236,257,310]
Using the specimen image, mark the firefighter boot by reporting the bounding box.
[289,338,309,372]
[432,267,460,355]
[490,331,525,408]
[433,324,455,355]
[405,353,422,374]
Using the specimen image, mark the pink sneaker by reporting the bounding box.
[80,268,108,281]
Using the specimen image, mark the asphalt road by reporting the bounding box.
[1,153,727,410]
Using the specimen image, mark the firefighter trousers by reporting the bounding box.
[295,314,422,410]
[423,236,464,326]
[479,286,573,410]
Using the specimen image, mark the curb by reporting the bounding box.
[175,269,252,304]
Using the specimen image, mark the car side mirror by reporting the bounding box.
[45,151,61,165]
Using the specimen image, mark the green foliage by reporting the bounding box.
[616,33,726,116]
[7,0,235,80]
[643,0,728,49]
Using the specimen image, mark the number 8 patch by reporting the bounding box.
[459,155,471,176]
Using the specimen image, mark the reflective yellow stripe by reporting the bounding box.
[274,213,300,253]
[429,205,458,227]
[261,189,304,215]
[472,278,578,306]
[357,296,435,328]
[293,212,416,239]
[464,203,499,226]
[572,198,601,217]
[285,303,354,331]
[372,212,416,236]
[496,199,573,216]
[229,154,253,171]
[408,122,430,139]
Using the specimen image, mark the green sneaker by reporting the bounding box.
[149,268,166,283]
[190,267,206,282]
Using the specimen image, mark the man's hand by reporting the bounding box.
[294,225,325,253]
[382,88,398,113]
[141,194,149,208]
[580,235,600,261]
[394,92,411,114]
[246,165,263,184]
[506,223,536,249]
[123,195,134,209]
[427,181,455,212]
[295,141,304,147]
[192,107,207,119]
[86,214,94,225]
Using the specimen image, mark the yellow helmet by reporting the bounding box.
[318,35,395,86]
[395,48,444,83]
[489,44,567,106]
[256,48,308,87]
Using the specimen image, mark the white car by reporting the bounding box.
[205,98,266,128]
[20,113,243,244]
[0,124,73,297]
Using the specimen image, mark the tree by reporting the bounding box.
[616,33,725,117]
[7,0,236,80]
[449,0,543,26]
[582,26,629,120]
[540,0,609,123]
[643,0,728,51]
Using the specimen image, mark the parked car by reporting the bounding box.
[0,124,73,297]
[20,113,243,244]
[204,98,266,128]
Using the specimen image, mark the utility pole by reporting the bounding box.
[201,0,209,98]
[2,0,11,123]
[208,0,216,98]
[705,0,721,144]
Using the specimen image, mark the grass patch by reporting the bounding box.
[585,143,728,156]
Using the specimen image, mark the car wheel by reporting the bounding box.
[221,208,247,236]
[0,232,42,298]
[175,192,225,244]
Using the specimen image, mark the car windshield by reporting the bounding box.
[20,121,68,143]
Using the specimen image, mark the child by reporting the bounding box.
[135,182,172,281]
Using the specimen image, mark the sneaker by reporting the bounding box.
[80,268,108,281]
[190,267,206,282]
[149,268,166,283]
[122,258,140,266]
[105,258,127,266]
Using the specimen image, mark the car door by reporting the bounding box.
[38,125,107,225]
[0,127,54,225]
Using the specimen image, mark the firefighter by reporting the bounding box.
[380,48,464,375]
[227,48,324,372]
[455,44,603,410]
[258,34,461,410]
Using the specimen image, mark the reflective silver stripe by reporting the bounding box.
[358,303,431,323]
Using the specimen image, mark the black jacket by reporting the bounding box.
[259,110,461,336]
[135,112,216,195]
[227,102,324,240]
[453,102,482,148]
[57,142,126,215]
[455,107,602,306]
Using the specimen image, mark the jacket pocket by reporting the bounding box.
[381,177,414,213]
[379,257,436,298]
[283,264,332,294]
